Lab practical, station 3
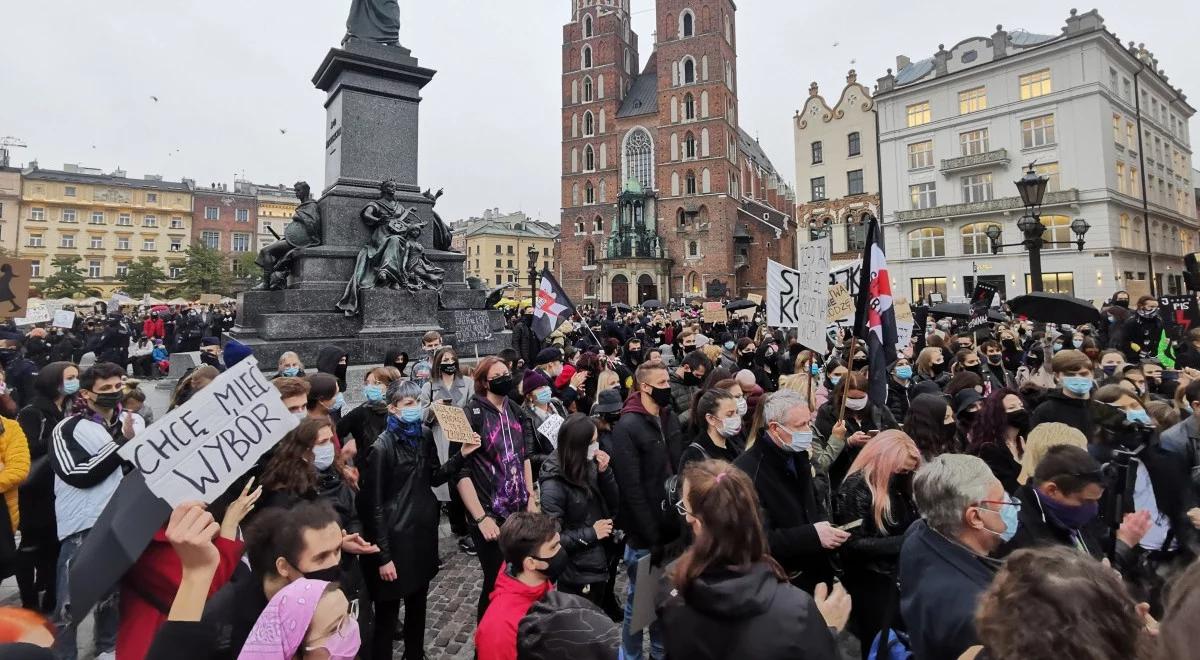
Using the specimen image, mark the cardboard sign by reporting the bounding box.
[893,297,914,323]
[0,258,33,320]
[896,319,915,349]
[52,309,76,329]
[1126,280,1151,302]
[431,403,479,445]
[451,310,493,344]
[197,293,221,305]
[701,301,726,324]
[24,303,51,325]
[670,311,683,322]
[746,293,763,306]
[769,247,830,355]
[827,284,854,322]
[117,357,297,507]
[536,413,565,448]
[733,307,755,320]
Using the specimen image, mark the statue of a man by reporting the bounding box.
[254,182,320,290]
[346,0,401,46]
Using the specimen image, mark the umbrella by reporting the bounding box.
[641,299,664,309]
[1007,292,1101,325]
[168,297,191,306]
[928,302,1007,322]
[611,303,632,312]
[726,299,757,311]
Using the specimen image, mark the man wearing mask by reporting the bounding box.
[899,455,1008,660]
[511,307,541,369]
[673,329,698,366]
[978,340,1016,392]
[610,361,684,660]
[49,362,145,660]
[475,513,563,660]
[0,332,38,409]
[533,347,581,409]
[1030,350,1096,439]
[668,350,711,427]
[1120,296,1163,363]
[735,390,849,592]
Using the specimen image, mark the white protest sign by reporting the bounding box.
[768,247,830,355]
[118,357,298,506]
[537,414,565,449]
[896,320,915,350]
[52,309,76,329]
[22,303,51,325]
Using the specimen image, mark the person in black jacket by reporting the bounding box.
[539,414,619,608]
[1120,295,1164,363]
[0,331,39,410]
[1030,349,1097,441]
[336,366,396,466]
[609,360,683,660]
[833,430,922,657]
[360,379,473,660]
[511,306,541,368]
[257,418,361,541]
[14,361,77,613]
[315,344,349,392]
[812,372,899,490]
[886,357,914,422]
[657,459,847,660]
[966,388,1029,495]
[734,390,850,593]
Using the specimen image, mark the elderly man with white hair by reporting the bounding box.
[899,454,1013,660]
[734,389,850,592]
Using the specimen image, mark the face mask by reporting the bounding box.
[307,617,361,660]
[293,410,309,422]
[735,397,748,416]
[398,406,424,423]
[1125,409,1152,426]
[532,547,569,581]
[440,363,458,375]
[987,355,1002,365]
[965,363,982,374]
[714,415,742,437]
[331,392,345,411]
[587,443,599,460]
[312,442,335,471]
[682,345,696,354]
[62,379,80,396]
[627,349,643,362]
[723,341,735,351]
[930,361,945,375]
[786,429,813,452]
[91,391,123,410]
[1062,376,1093,396]
[829,375,842,387]
[363,384,385,403]
[1006,409,1031,434]
[488,374,514,396]
[738,354,754,367]
[535,388,553,404]
[282,367,301,377]
[845,397,868,411]
[1052,343,1063,353]
[1037,489,1099,530]
[895,366,913,380]
[301,563,343,583]
[1137,308,1158,319]
[979,499,1020,542]
[809,363,821,376]
[682,371,701,386]
[1101,365,1118,376]
[647,384,673,408]
[1113,299,1129,308]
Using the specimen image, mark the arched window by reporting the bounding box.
[684,132,696,159]
[584,111,594,136]
[686,271,700,294]
[688,240,699,257]
[701,168,711,193]
[625,49,632,75]
[600,144,607,169]
[583,76,593,102]
[681,10,695,38]
[575,218,585,233]
[908,227,945,258]
[571,147,579,172]
[585,182,595,204]
[701,128,710,156]
[684,93,695,120]
[961,222,1000,255]
[584,145,595,171]
[571,79,579,104]
[1041,215,1072,250]
[594,216,604,232]
[683,58,695,84]
[700,91,709,118]
[677,208,686,227]
[670,96,679,123]
[571,113,579,138]
[670,133,679,160]
[582,45,592,69]
[599,179,607,202]
[686,171,697,195]
[599,109,606,133]
[1120,213,1131,248]
[623,128,654,190]
[698,205,710,224]
[597,74,605,99]
[725,14,732,43]
[725,61,733,87]
[571,185,579,207]
[671,172,681,196]
[583,14,593,38]
[701,55,709,81]
[584,276,596,296]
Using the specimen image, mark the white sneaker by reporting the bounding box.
[96,651,116,660]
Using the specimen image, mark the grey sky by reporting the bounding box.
[1,1,1196,225]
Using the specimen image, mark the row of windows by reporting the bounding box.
[1118,214,1197,255]
[906,163,1059,210]
[202,206,252,222]
[57,186,162,204]
[904,69,1051,128]
[1112,65,1191,141]
[810,132,861,165]
[25,259,184,280]
[26,208,185,228]
[910,273,1076,302]
[904,115,1056,173]
[905,217,1074,258]
[25,233,188,251]
[808,169,864,201]
[198,231,254,252]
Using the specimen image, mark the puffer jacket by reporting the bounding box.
[0,417,31,529]
[538,453,619,586]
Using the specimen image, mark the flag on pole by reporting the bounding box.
[852,217,898,404]
[532,268,576,341]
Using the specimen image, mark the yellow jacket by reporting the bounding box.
[0,416,31,530]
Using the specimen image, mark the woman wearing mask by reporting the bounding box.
[1119,295,1163,364]
[912,347,950,389]
[458,356,536,621]
[682,389,744,467]
[306,373,346,442]
[886,358,914,421]
[383,348,409,377]
[273,352,305,379]
[833,430,922,657]
[421,347,471,408]
[658,460,847,659]
[813,373,898,489]
[522,370,568,480]
[997,327,1024,373]
[1097,349,1127,381]
[14,362,77,612]
[734,338,757,373]
[967,388,1029,494]
[259,419,360,538]
[361,380,477,660]
[823,357,850,393]
[538,414,618,608]
[903,393,958,460]
[316,345,349,393]
[751,343,781,392]
[240,578,361,660]
[336,367,397,465]
[780,351,826,412]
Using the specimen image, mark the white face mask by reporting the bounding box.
[587,443,599,460]
[735,397,748,416]
[717,415,742,438]
[845,396,868,411]
[313,442,335,471]
[292,410,308,421]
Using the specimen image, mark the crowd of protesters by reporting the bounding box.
[0,290,1199,659]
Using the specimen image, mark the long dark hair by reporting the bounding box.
[689,388,734,435]
[904,393,954,458]
[556,413,596,486]
[967,388,1022,453]
[261,418,335,495]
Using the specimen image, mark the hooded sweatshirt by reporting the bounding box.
[475,568,553,660]
[316,345,348,392]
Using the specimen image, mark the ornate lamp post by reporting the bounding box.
[527,245,539,306]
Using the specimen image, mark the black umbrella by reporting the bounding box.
[1007,292,1101,325]
[928,302,1007,322]
[725,299,757,311]
[611,303,632,312]
[641,299,664,309]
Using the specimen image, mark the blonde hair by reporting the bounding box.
[596,369,620,393]
[1018,422,1088,485]
[700,344,723,364]
[915,347,943,378]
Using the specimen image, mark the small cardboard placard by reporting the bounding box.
[1126,279,1151,302]
[702,301,726,324]
[0,258,33,320]
[827,284,854,322]
[536,413,565,448]
[746,293,763,306]
[432,403,479,445]
[52,309,76,329]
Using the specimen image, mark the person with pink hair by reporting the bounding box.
[833,430,923,658]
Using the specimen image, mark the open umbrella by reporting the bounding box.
[726,299,757,311]
[611,303,632,312]
[928,302,1008,322]
[641,299,664,309]
[1007,292,1101,325]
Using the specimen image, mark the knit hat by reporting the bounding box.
[223,340,254,368]
[522,369,551,397]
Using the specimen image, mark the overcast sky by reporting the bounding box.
[1,1,1197,224]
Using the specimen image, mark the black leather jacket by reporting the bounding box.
[538,453,619,585]
[833,471,920,577]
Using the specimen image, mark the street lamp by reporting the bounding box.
[527,245,539,307]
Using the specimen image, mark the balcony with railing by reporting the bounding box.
[896,188,1079,223]
[939,148,1009,175]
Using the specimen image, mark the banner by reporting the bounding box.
[769,243,830,355]
[118,357,297,506]
[852,218,897,404]
[532,268,576,341]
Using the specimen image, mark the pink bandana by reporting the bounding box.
[238,578,329,660]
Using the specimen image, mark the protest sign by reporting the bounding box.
[1126,280,1151,302]
[733,307,755,320]
[829,260,862,299]
[769,245,830,355]
[432,403,479,445]
[23,303,51,324]
[451,310,493,345]
[702,301,726,324]
[1158,294,1200,340]
[827,284,854,322]
[536,414,565,449]
[893,297,914,323]
[746,293,763,306]
[117,357,297,507]
[52,309,76,329]
[0,258,33,320]
[896,320,915,350]
[198,293,221,304]
[670,311,683,322]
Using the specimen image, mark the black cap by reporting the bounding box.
[535,347,563,365]
[953,388,983,415]
[591,388,623,415]
[201,336,220,347]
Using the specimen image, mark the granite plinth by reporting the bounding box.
[439,288,488,310]
[230,330,511,368]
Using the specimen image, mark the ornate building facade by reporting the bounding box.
[558,0,794,305]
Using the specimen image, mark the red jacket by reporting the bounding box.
[475,568,553,660]
[116,527,244,660]
[142,317,165,339]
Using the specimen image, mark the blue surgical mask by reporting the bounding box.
[331,392,345,411]
[312,442,335,471]
[1052,343,1064,353]
[363,384,385,403]
[1125,409,1152,426]
[399,406,423,423]
[810,363,821,376]
[1062,376,1093,396]
[723,341,735,351]
[282,366,301,377]
[536,388,553,404]
[778,426,812,452]
[62,379,80,396]
[980,497,1020,542]
[895,366,913,380]
[829,375,841,387]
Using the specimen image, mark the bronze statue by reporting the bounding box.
[337,179,444,315]
[346,0,401,46]
[421,187,454,251]
[254,181,321,291]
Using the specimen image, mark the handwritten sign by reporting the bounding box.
[451,310,493,344]
[1126,279,1151,302]
[52,309,76,329]
[536,414,565,448]
[893,297,913,323]
[769,247,830,355]
[670,311,683,322]
[117,357,297,507]
[827,284,854,322]
[746,293,763,306]
[432,403,479,445]
[701,301,726,324]
[896,320,915,350]
[0,258,33,320]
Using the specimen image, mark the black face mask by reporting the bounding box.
[1006,409,1031,436]
[987,355,1003,365]
[301,563,343,583]
[930,361,946,375]
[488,374,514,396]
[647,385,673,408]
[626,349,643,362]
[965,363,982,374]
[682,345,696,354]
[682,371,701,386]
[532,547,569,581]
[1113,299,1129,309]
[440,364,458,375]
[958,409,978,425]
[91,391,123,410]
[738,354,755,367]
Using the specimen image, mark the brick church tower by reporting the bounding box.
[560,0,794,305]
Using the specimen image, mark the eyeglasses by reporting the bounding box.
[977,496,1021,512]
[674,499,691,517]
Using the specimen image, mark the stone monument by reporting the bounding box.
[230,3,506,364]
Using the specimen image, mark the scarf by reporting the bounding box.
[238,578,329,660]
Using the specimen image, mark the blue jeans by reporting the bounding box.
[52,531,119,660]
[620,545,665,660]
